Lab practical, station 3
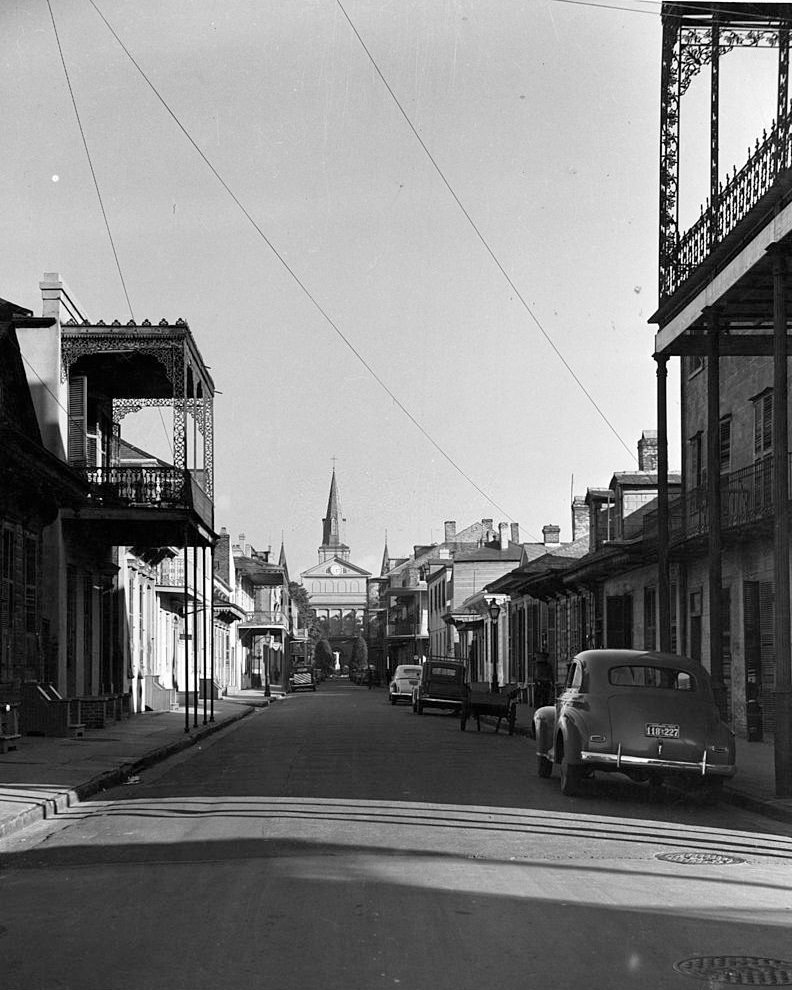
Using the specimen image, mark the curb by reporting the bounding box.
[0,705,255,842]
[721,785,792,825]
[480,715,792,825]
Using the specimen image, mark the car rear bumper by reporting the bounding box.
[390,689,413,699]
[421,695,464,708]
[581,747,735,777]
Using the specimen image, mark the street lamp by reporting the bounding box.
[488,599,501,694]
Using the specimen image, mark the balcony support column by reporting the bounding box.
[705,310,725,718]
[771,245,792,796]
[202,545,207,725]
[709,14,720,248]
[777,24,789,177]
[192,543,199,728]
[183,531,189,734]
[655,353,671,653]
[210,542,216,723]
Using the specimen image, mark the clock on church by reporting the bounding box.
[329,564,342,575]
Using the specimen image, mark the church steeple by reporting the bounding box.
[380,532,390,576]
[319,467,350,562]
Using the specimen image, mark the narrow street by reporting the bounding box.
[2,683,792,990]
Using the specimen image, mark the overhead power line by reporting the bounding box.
[86,0,535,530]
[46,1,177,459]
[335,0,637,465]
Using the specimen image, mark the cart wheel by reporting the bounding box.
[537,754,553,778]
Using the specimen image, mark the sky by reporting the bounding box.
[2,1,779,578]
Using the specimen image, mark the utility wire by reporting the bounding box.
[336,0,637,465]
[86,0,528,528]
[47,0,174,458]
[552,0,786,19]
[47,0,134,321]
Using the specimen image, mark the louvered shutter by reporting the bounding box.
[759,581,775,733]
[67,375,88,466]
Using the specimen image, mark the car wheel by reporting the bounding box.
[537,754,553,778]
[390,696,396,705]
[416,699,424,715]
[460,710,468,731]
[560,756,581,796]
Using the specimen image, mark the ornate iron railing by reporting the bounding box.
[238,611,287,628]
[83,466,212,525]
[665,115,792,301]
[642,457,787,542]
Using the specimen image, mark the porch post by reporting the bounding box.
[705,310,725,718]
[183,531,189,733]
[771,245,792,796]
[656,354,671,652]
[202,545,207,725]
[210,543,215,722]
[192,542,198,728]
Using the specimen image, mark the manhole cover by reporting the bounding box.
[656,851,745,865]
[674,956,792,985]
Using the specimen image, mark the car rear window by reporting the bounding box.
[398,668,422,677]
[429,666,461,679]
[608,665,695,691]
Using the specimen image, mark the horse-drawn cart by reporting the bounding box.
[460,683,520,735]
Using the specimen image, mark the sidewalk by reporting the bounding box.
[0,688,285,841]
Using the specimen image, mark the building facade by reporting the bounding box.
[301,470,370,668]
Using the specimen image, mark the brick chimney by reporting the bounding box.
[510,522,520,544]
[444,520,456,543]
[482,519,493,539]
[571,496,589,545]
[215,528,231,581]
[542,524,561,545]
[499,522,509,550]
[638,430,659,471]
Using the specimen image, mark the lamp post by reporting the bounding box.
[488,599,501,694]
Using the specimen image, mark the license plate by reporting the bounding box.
[645,723,679,738]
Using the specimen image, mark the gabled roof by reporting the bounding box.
[118,438,171,467]
[301,555,372,578]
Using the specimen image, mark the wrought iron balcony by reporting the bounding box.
[81,466,213,530]
[663,114,791,303]
[641,458,785,544]
[238,610,287,630]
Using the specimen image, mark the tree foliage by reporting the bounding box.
[313,638,334,676]
[350,635,368,670]
[289,581,323,644]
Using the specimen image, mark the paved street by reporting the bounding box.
[2,681,792,990]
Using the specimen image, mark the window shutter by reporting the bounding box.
[67,375,88,466]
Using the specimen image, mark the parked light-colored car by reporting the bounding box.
[389,665,423,705]
[534,649,736,800]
